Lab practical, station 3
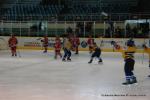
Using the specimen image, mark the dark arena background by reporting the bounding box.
[0,0,150,100]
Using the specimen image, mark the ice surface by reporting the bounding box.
[0,50,150,100]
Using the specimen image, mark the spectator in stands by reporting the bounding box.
[67,27,73,34]
[115,26,122,38]
[105,27,111,38]
[126,24,131,38]
[132,26,137,37]
[137,28,143,38]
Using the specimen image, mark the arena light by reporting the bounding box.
[125,19,149,24]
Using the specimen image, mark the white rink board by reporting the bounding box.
[0,36,150,50]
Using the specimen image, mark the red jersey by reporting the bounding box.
[55,38,61,44]
[42,36,48,47]
[87,38,94,46]
[8,37,18,47]
[43,37,48,44]
[73,37,80,46]
[55,38,61,50]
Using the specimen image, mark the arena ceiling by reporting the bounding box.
[0,0,139,5]
[0,0,149,8]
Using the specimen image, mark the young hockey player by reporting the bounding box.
[8,34,18,56]
[88,42,103,64]
[68,34,76,52]
[111,40,137,85]
[73,34,80,54]
[126,38,135,47]
[62,37,72,61]
[41,35,48,53]
[143,44,150,77]
[87,35,94,53]
[54,36,62,59]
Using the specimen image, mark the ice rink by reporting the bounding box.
[0,50,150,100]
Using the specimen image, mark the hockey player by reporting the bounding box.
[111,40,137,85]
[8,34,18,56]
[54,36,62,59]
[126,38,135,47]
[87,35,94,53]
[62,37,72,61]
[73,34,80,54]
[41,35,48,53]
[143,44,150,77]
[88,42,103,64]
[69,34,75,52]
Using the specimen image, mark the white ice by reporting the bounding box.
[0,50,150,100]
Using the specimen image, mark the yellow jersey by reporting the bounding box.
[115,46,136,59]
[64,39,72,50]
[144,47,150,57]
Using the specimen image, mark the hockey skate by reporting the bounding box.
[67,58,71,61]
[88,60,92,64]
[131,77,137,84]
[43,51,47,53]
[98,59,103,64]
[122,80,132,85]
[75,52,78,55]
[11,54,14,56]
[62,58,66,62]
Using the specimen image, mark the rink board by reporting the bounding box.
[0,36,150,52]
